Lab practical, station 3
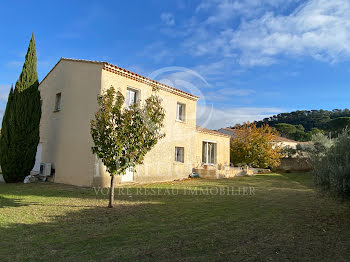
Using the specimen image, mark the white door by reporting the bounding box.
[121,167,134,182]
[32,143,42,172]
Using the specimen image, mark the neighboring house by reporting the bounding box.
[38,58,230,187]
[218,127,312,171]
[218,127,302,148]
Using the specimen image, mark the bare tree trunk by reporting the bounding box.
[108,175,115,208]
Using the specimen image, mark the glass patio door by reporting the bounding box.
[202,141,216,164]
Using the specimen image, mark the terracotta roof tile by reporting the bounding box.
[103,62,199,100]
[219,127,302,143]
[196,126,231,137]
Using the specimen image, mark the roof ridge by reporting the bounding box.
[61,57,107,64]
[57,58,199,100]
[220,127,300,142]
[196,126,231,137]
[103,62,199,100]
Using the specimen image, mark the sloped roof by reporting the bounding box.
[196,126,231,137]
[218,127,300,143]
[40,58,199,101]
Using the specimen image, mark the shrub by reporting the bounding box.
[230,123,282,168]
[309,130,350,198]
[281,146,297,158]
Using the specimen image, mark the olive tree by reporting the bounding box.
[90,86,165,208]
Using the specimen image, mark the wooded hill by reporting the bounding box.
[256,109,350,130]
[231,109,350,142]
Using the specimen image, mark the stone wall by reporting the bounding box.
[274,158,312,172]
[194,166,254,179]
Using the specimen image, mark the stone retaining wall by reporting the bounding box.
[274,158,312,172]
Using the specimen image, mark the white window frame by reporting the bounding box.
[126,87,139,108]
[202,140,217,165]
[175,147,184,163]
[176,102,185,121]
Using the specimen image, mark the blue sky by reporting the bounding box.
[1,0,350,129]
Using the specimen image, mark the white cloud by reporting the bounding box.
[0,84,11,103]
[196,0,301,22]
[5,61,22,68]
[197,105,283,129]
[147,66,211,99]
[218,88,255,96]
[204,87,256,102]
[160,12,175,26]
[0,84,12,124]
[0,108,4,125]
[231,0,350,64]
[186,0,350,66]
[145,60,249,102]
[140,42,175,63]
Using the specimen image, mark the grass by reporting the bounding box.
[1,173,350,261]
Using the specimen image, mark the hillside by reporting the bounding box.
[231,109,350,141]
[255,109,350,130]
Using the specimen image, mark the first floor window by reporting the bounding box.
[175,147,184,163]
[55,93,61,111]
[126,88,139,108]
[202,141,216,164]
[176,102,185,121]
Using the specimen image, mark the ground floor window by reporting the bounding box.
[202,141,216,164]
[175,147,184,163]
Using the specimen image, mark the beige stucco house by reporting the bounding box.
[38,58,230,187]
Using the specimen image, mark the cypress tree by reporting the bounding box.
[0,86,16,182]
[0,33,41,182]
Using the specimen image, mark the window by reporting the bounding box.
[175,147,184,163]
[126,88,139,108]
[176,103,185,121]
[55,93,61,111]
[202,141,216,164]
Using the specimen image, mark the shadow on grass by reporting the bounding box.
[0,179,259,201]
[0,196,38,208]
[0,172,314,203]
[1,184,350,262]
[0,202,172,261]
[0,182,100,199]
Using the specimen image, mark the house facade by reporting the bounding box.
[38,58,230,187]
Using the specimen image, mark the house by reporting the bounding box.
[218,127,302,148]
[38,58,230,187]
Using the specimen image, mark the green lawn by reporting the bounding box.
[1,173,350,261]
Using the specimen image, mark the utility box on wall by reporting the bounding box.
[40,163,52,177]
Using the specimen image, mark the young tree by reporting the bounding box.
[90,86,165,208]
[230,123,282,168]
[0,33,41,182]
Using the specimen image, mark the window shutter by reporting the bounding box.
[126,89,130,107]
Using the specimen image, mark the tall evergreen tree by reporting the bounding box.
[0,86,15,182]
[0,33,41,182]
